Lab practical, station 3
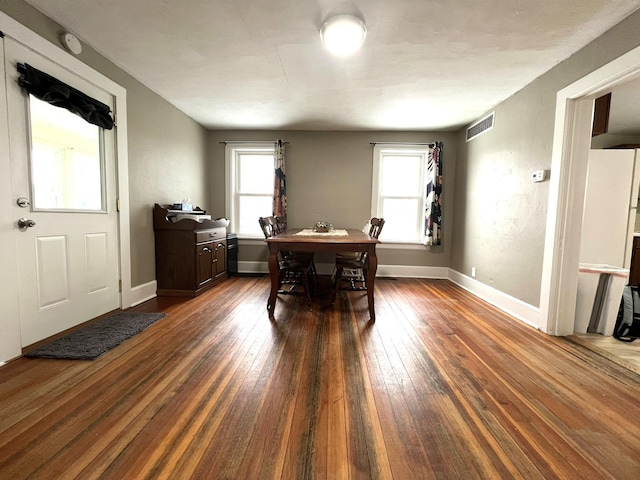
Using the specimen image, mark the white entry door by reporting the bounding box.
[5,38,120,347]
[0,36,22,361]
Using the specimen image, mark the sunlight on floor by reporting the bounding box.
[569,333,640,375]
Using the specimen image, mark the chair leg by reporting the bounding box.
[360,267,368,291]
[277,269,290,294]
[333,266,343,292]
[303,272,312,307]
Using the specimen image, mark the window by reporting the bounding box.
[371,144,429,243]
[29,96,105,211]
[225,143,274,237]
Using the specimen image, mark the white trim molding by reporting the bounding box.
[0,11,132,309]
[129,281,158,307]
[239,261,270,274]
[0,12,132,359]
[239,261,537,328]
[377,265,449,278]
[241,262,450,279]
[448,270,539,329]
[541,43,640,336]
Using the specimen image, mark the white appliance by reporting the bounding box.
[575,149,640,335]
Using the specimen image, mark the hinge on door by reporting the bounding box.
[119,279,122,292]
[116,198,120,212]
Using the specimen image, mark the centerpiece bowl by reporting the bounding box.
[314,221,332,232]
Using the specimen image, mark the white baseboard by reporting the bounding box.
[128,280,158,307]
[447,269,540,329]
[236,262,539,328]
[240,262,449,278]
[377,265,449,278]
[239,261,337,276]
[239,261,269,274]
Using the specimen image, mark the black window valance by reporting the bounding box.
[17,63,114,130]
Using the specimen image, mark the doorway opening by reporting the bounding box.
[540,44,640,372]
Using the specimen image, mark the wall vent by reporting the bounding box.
[466,112,494,142]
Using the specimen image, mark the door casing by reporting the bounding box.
[0,11,131,362]
[541,45,640,335]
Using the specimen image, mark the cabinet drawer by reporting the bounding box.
[196,228,225,243]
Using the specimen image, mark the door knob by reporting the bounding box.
[18,218,36,229]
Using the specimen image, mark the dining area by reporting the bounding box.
[259,217,384,322]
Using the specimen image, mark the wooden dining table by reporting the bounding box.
[265,228,380,321]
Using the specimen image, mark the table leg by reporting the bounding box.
[366,246,377,322]
[267,247,279,320]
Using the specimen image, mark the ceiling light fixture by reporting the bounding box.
[320,14,367,56]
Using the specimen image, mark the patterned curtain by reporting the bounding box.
[273,139,287,227]
[424,142,443,246]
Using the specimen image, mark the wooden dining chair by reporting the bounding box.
[259,215,280,238]
[259,216,315,306]
[333,217,385,291]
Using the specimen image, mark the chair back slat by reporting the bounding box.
[368,218,385,239]
[360,217,384,262]
[334,217,384,292]
[259,216,316,306]
[259,216,279,239]
[260,216,295,261]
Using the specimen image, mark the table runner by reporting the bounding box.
[294,228,348,236]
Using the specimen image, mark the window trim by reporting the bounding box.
[371,143,429,244]
[225,142,274,238]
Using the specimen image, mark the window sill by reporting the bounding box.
[378,242,431,250]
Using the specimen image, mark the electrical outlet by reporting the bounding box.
[532,170,546,182]
[471,266,476,278]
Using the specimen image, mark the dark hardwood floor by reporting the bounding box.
[0,276,639,479]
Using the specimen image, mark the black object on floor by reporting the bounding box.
[25,311,166,360]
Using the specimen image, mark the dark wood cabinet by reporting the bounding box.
[591,92,611,137]
[213,240,226,279]
[153,204,228,296]
[196,242,214,289]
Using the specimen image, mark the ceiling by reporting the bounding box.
[24,0,640,132]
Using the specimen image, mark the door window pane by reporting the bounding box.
[29,96,104,211]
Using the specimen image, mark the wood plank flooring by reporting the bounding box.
[569,332,640,376]
[0,277,639,479]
